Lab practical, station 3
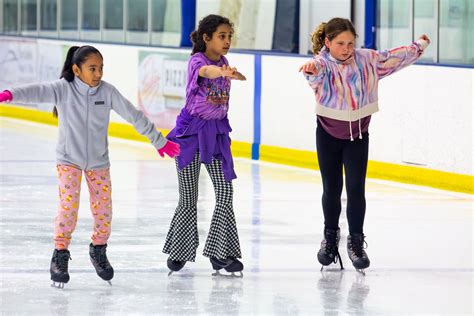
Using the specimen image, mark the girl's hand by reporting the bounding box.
[0,90,13,103]
[157,140,180,158]
[299,61,317,75]
[232,71,246,81]
[418,34,430,44]
[220,65,237,79]
[220,65,246,81]
[229,67,246,80]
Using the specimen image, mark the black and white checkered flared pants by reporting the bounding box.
[163,152,242,261]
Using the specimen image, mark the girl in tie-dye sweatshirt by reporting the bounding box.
[299,17,430,273]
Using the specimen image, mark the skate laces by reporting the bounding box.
[350,235,368,257]
[93,246,110,269]
[323,239,337,255]
[55,251,71,271]
[323,230,339,256]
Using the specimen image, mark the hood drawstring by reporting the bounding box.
[349,113,363,142]
[349,107,354,141]
[349,120,354,141]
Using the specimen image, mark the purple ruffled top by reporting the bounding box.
[167,108,236,181]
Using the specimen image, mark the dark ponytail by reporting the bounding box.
[53,45,103,117]
[190,14,233,55]
[60,46,80,82]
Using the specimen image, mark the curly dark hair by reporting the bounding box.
[190,14,233,55]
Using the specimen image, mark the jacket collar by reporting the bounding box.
[73,77,101,95]
[321,48,354,65]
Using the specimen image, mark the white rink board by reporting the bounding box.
[0,36,472,175]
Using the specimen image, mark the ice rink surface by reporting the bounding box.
[1,117,473,315]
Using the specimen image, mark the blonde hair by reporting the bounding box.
[311,22,327,54]
[310,18,357,54]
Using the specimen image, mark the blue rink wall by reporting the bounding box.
[0,36,472,194]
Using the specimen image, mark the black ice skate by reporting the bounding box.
[317,227,344,271]
[167,258,186,276]
[347,233,370,274]
[210,257,244,278]
[50,249,71,289]
[89,243,114,285]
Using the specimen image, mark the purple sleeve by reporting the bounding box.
[186,55,207,95]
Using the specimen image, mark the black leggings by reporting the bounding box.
[316,125,369,234]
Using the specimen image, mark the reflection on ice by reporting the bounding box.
[1,118,473,314]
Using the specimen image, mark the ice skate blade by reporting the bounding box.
[107,280,112,286]
[212,270,243,278]
[356,269,366,275]
[320,265,344,272]
[168,270,183,277]
[51,282,65,289]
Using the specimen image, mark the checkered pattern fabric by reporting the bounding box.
[163,153,242,261]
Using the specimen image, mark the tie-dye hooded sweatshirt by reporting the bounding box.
[304,39,429,140]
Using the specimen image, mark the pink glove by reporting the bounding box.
[0,90,13,102]
[157,140,180,158]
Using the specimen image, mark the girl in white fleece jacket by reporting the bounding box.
[0,45,180,287]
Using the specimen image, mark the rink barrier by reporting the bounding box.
[258,143,472,194]
[259,144,319,170]
[262,144,472,193]
[366,160,473,194]
[0,104,59,126]
[0,104,252,160]
[252,54,262,160]
[1,104,472,194]
[108,122,249,158]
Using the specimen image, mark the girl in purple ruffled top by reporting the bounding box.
[162,14,246,276]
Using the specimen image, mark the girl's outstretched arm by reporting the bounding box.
[198,65,220,79]
[300,57,326,91]
[6,80,65,105]
[376,34,430,79]
[111,87,167,150]
[198,64,245,80]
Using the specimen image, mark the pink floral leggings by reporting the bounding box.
[54,164,112,250]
